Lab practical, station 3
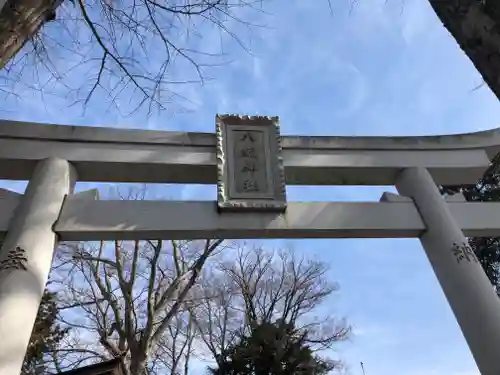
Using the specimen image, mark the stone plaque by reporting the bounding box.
[216,114,287,212]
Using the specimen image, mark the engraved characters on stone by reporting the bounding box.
[234,130,268,194]
[451,241,478,264]
[216,114,287,212]
[0,246,28,271]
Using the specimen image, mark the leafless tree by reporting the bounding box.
[48,237,225,375]
[44,241,351,374]
[190,245,351,371]
[0,0,265,114]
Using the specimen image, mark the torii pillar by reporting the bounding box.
[0,158,75,375]
[396,167,500,375]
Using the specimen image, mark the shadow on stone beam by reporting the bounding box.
[57,358,123,375]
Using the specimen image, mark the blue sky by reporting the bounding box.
[2,0,500,374]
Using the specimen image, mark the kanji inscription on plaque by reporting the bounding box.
[216,114,287,212]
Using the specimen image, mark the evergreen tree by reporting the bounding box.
[22,288,68,374]
[208,321,338,375]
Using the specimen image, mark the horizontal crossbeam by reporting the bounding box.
[52,200,500,240]
[0,193,497,240]
[0,120,496,185]
[55,200,425,240]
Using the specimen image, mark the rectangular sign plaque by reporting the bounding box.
[216,114,287,212]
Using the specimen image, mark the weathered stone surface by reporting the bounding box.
[0,158,75,375]
[216,114,287,212]
[397,167,500,375]
[0,119,497,186]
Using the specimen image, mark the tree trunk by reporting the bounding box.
[429,0,500,100]
[0,0,60,69]
[129,353,148,375]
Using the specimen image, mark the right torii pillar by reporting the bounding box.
[396,167,500,375]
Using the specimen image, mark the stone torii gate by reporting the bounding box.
[1,115,500,374]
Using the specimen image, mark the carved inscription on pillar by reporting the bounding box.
[0,246,28,271]
[451,241,479,264]
[216,114,287,212]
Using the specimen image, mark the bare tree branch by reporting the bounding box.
[192,245,351,369]
[1,0,266,115]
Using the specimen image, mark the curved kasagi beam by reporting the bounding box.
[283,127,500,160]
[0,119,496,185]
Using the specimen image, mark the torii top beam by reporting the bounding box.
[0,119,498,185]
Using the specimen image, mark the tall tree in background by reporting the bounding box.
[43,227,350,374]
[191,247,350,373]
[49,243,350,374]
[22,287,68,375]
[442,155,500,293]
[429,0,500,99]
[49,237,223,374]
[0,0,263,113]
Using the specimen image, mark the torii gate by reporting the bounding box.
[1,115,500,374]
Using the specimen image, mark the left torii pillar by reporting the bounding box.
[0,158,76,375]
